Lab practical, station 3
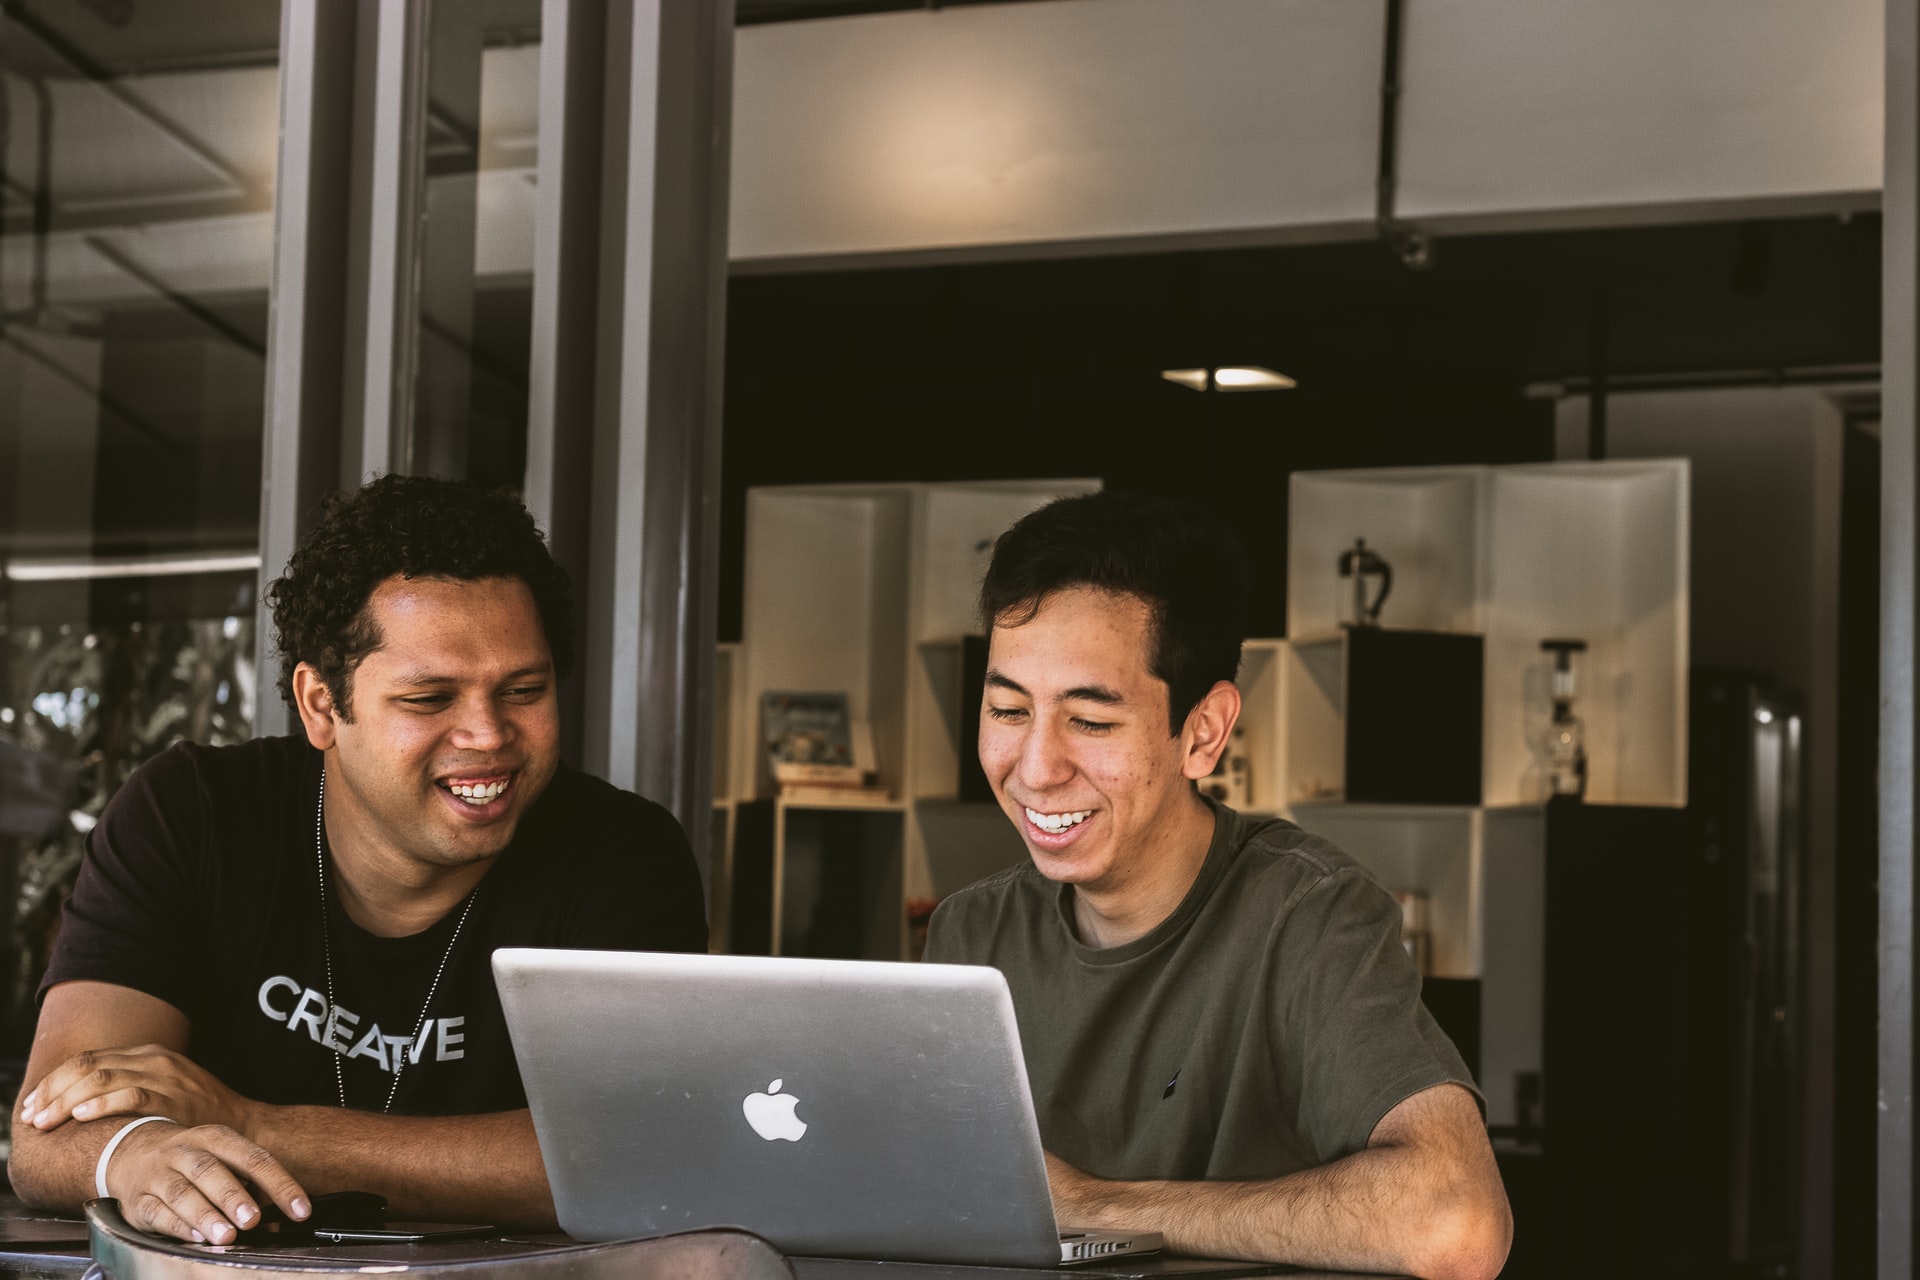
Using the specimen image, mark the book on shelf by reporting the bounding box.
[776,781,896,807]
[762,690,862,787]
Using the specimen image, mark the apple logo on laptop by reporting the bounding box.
[742,1078,808,1142]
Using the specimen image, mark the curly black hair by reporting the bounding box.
[265,474,574,717]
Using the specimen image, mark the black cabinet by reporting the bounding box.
[1344,627,1483,803]
[1539,672,1802,1277]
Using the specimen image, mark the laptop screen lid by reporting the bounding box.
[493,948,1066,1266]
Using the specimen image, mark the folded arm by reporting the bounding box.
[10,981,555,1241]
[1046,1083,1510,1280]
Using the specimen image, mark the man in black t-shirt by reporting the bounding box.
[8,476,707,1244]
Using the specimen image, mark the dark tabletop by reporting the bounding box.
[0,1198,1396,1279]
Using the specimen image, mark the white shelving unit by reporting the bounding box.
[1285,802,1484,979]
[1287,465,1488,638]
[1285,800,1550,1128]
[713,460,1685,1121]
[1234,639,1291,814]
[1482,461,1690,807]
[724,478,1100,958]
[1278,636,1343,804]
[1286,458,1689,808]
[732,486,913,803]
[1271,459,1690,1128]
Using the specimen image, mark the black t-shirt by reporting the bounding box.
[41,735,707,1115]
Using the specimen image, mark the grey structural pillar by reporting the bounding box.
[525,0,611,767]
[342,0,431,485]
[1885,0,1918,1274]
[525,0,734,880]
[255,0,359,739]
[258,0,485,734]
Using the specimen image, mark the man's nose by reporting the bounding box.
[1015,718,1074,791]
[452,699,511,752]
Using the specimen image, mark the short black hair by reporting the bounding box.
[265,474,574,717]
[979,491,1247,734]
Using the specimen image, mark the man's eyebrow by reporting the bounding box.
[392,663,552,689]
[984,671,1126,706]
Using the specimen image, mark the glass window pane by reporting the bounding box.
[0,1,280,1058]
[418,1,540,489]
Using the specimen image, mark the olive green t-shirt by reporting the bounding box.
[921,801,1477,1182]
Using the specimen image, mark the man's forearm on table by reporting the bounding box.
[249,1105,555,1227]
[1056,1144,1510,1280]
[9,1114,132,1211]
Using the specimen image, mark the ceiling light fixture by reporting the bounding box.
[1161,366,1297,392]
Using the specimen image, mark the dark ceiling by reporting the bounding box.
[719,213,1882,640]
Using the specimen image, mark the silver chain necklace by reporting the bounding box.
[315,768,478,1113]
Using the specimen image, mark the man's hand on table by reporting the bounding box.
[16,1041,313,1245]
[20,1043,256,1134]
[95,1118,311,1245]
[13,985,556,1234]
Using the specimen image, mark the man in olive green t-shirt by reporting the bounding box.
[921,492,1512,1280]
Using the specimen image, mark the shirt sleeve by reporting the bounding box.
[1270,867,1481,1160]
[542,791,709,954]
[620,799,709,952]
[920,875,1018,967]
[39,743,209,1016]
[920,897,970,964]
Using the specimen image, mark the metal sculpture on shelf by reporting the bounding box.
[1336,537,1393,628]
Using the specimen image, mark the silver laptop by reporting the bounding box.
[493,948,1163,1267]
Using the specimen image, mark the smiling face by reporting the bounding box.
[296,574,561,889]
[979,587,1230,911]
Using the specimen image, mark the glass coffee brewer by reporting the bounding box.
[1537,638,1589,800]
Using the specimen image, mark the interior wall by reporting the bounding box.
[1555,389,1844,699]
[730,0,1384,263]
[1397,0,1882,229]
[729,0,1883,265]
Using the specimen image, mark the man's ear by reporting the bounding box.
[291,663,340,751]
[1179,680,1242,781]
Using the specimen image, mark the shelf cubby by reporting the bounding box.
[727,479,1099,958]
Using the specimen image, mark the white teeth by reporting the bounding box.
[1025,807,1092,833]
[449,780,508,805]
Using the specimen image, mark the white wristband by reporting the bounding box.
[94,1116,175,1199]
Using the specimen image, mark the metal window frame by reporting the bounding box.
[578,0,734,875]
[524,0,609,763]
[349,0,432,483]
[1884,4,1917,1276]
[262,0,732,881]
[258,0,431,735]
[255,0,357,740]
